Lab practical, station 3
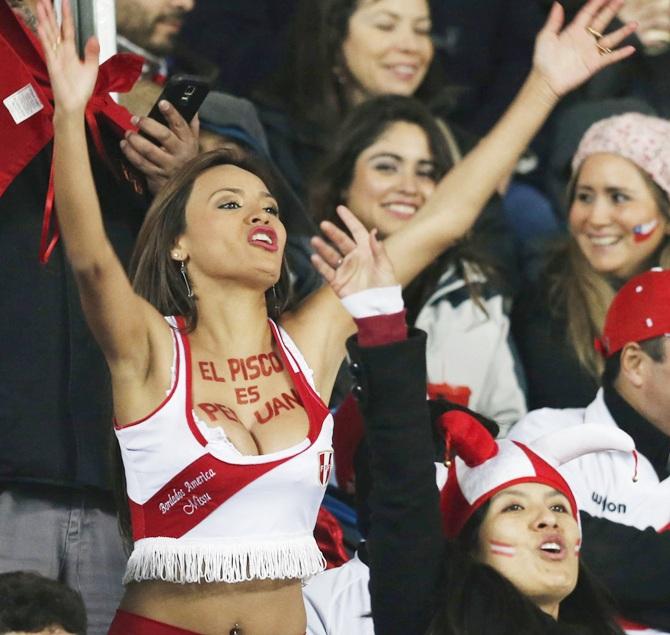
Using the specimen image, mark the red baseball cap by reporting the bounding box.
[596,268,670,357]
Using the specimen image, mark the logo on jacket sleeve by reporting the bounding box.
[318,450,334,486]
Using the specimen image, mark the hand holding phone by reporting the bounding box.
[120,75,208,194]
[146,75,210,128]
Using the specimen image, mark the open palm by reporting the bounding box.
[35,0,99,114]
[311,206,397,299]
[534,0,636,98]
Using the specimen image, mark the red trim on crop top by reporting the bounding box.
[126,318,331,541]
[113,325,181,430]
[178,316,328,445]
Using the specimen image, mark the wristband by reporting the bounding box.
[340,285,403,318]
[354,311,408,347]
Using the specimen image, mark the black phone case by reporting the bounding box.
[146,75,210,128]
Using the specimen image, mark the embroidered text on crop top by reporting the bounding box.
[115,317,333,584]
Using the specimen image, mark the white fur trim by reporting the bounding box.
[123,535,326,584]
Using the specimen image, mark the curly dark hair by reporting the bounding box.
[0,572,86,635]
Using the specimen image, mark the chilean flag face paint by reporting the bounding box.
[633,219,660,243]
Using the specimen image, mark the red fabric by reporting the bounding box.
[440,443,578,539]
[332,393,365,494]
[596,268,670,356]
[354,310,407,347]
[427,382,471,407]
[108,610,202,635]
[314,506,350,569]
[617,617,652,631]
[0,2,143,261]
[128,453,289,541]
[439,410,498,468]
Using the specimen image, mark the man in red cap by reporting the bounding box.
[510,267,670,634]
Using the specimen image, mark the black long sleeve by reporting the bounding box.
[346,330,443,635]
[580,512,670,631]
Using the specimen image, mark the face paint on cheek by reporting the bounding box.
[488,540,517,558]
[574,539,581,557]
[633,218,660,243]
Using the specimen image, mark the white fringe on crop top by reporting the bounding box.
[114,317,333,584]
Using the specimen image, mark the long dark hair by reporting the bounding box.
[129,147,292,331]
[427,505,624,634]
[114,148,293,549]
[262,0,442,128]
[309,95,498,324]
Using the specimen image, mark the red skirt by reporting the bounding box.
[108,610,203,635]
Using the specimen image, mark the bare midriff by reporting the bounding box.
[120,578,306,635]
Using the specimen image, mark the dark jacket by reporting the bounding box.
[511,275,598,410]
[346,329,621,634]
[0,132,148,491]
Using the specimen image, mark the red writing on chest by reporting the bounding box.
[198,354,284,383]
[198,361,227,383]
[228,353,283,381]
[197,402,241,423]
[235,385,260,404]
[254,388,303,425]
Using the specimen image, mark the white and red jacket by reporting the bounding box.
[115,317,333,584]
[414,263,526,434]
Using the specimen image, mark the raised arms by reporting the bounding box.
[36,0,168,385]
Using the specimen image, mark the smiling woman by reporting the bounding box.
[254,0,444,200]
[513,113,670,408]
[312,96,528,431]
[340,0,434,105]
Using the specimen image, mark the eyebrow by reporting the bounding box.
[364,6,431,23]
[493,488,566,500]
[576,184,635,194]
[208,187,275,202]
[367,152,436,165]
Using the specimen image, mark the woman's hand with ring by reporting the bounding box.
[310,205,397,299]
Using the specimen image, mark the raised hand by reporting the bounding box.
[533,0,637,98]
[121,102,200,194]
[310,205,397,299]
[35,0,99,115]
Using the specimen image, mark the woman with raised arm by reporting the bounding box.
[35,0,633,633]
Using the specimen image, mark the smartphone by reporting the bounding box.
[146,75,211,128]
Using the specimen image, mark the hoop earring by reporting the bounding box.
[180,261,194,298]
[271,284,279,316]
[332,64,347,86]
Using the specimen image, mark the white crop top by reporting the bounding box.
[115,317,333,584]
